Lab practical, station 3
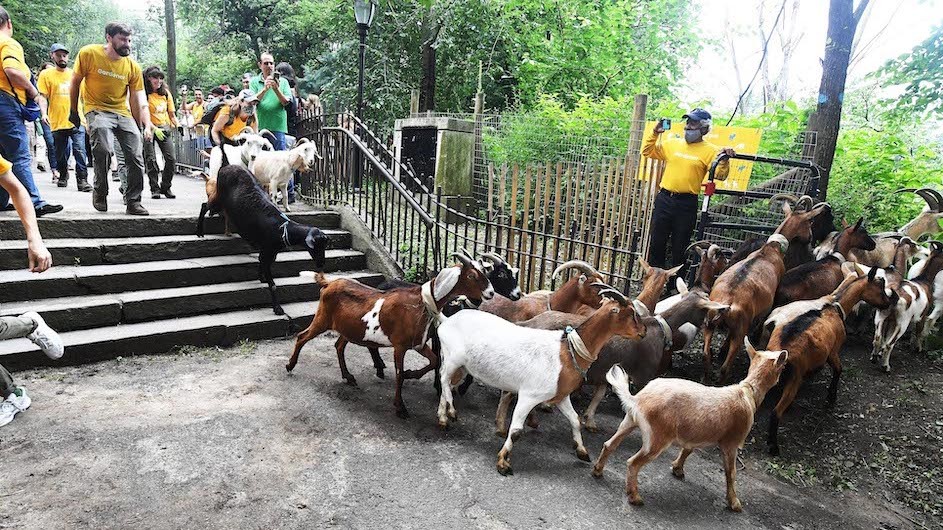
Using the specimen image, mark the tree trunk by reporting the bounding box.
[419,7,440,112]
[807,0,870,200]
[164,0,177,96]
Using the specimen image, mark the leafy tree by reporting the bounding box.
[876,24,943,121]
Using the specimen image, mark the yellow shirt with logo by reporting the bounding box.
[37,67,75,131]
[218,105,250,141]
[642,131,729,195]
[74,44,143,117]
[148,92,175,127]
[0,35,30,104]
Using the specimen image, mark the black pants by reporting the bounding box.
[144,129,176,193]
[647,189,698,269]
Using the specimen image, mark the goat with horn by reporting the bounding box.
[478,259,608,322]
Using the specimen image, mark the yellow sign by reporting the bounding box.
[638,122,763,192]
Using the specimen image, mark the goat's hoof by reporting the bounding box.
[869,355,878,364]
[285,363,295,373]
[591,466,604,478]
[583,420,599,433]
[767,445,780,457]
[375,369,385,379]
[273,306,285,316]
[395,407,410,419]
[495,430,508,438]
[671,467,685,480]
[438,419,449,430]
[628,495,644,506]
[496,463,514,476]
[344,377,358,387]
[576,448,591,462]
[728,499,743,513]
[882,365,891,374]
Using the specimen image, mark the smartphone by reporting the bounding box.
[272,71,280,81]
[660,118,671,131]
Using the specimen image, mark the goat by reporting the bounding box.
[871,241,943,371]
[774,217,876,306]
[287,252,495,418]
[591,338,787,512]
[435,289,646,475]
[207,128,274,180]
[196,164,328,315]
[655,241,730,314]
[348,250,522,381]
[729,194,836,270]
[478,260,606,322]
[250,138,321,212]
[764,265,897,455]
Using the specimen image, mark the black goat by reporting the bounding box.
[197,164,328,315]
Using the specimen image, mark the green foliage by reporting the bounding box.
[876,24,943,121]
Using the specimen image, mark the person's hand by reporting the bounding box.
[264,78,276,89]
[41,114,50,126]
[28,241,52,273]
[653,120,665,135]
[153,127,166,141]
[143,124,154,142]
[69,109,82,128]
[718,147,736,158]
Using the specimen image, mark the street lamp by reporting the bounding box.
[353,0,377,188]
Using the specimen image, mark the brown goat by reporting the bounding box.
[703,200,830,383]
[286,253,494,418]
[591,338,787,512]
[478,260,606,322]
[764,265,896,455]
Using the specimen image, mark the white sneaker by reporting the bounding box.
[0,397,20,427]
[23,311,64,360]
[8,387,31,411]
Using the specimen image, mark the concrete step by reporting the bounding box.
[0,211,340,239]
[0,249,366,303]
[0,270,384,332]
[0,230,353,270]
[0,301,325,370]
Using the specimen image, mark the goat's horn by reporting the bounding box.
[459,247,474,260]
[720,247,735,258]
[685,240,712,255]
[598,288,628,306]
[810,201,831,211]
[930,240,943,253]
[451,252,474,267]
[590,281,616,290]
[480,252,508,266]
[797,195,814,211]
[295,137,310,145]
[922,188,943,212]
[769,193,799,204]
[897,187,942,213]
[552,260,601,280]
[238,126,255,135]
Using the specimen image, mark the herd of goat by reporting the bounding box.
[196,146,942,513]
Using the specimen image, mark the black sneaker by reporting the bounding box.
[151,192,161,199]
[126,202,149,216]
[2,203,15,211]
[77,181,93,193]
[34,204,64,217]
[161,189,176,199]
[56,179,68,188]
[93,193,107,212]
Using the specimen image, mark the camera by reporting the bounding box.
[660,118,671,131]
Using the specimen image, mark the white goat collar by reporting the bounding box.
[830,300,847,321]
[563,326,592,379]
[420,281,439,317]
[654,315,673,350]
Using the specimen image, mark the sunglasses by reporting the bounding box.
[261,61,274,65]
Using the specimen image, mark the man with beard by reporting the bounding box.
[38,43,91,192]
[69,22,154,216]
[643,108,735,269]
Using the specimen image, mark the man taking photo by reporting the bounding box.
[643,108,734,269]
[70,22,154,216]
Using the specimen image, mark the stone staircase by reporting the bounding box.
[0,211,384,370]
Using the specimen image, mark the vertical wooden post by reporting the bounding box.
[410,89,420,115]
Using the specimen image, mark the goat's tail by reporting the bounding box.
[299,271,330,287]
[606,365,637,415]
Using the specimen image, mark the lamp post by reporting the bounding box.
[353,0,377,188]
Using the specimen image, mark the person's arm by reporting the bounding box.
[69,70,84,127]
[168,93,178,128]
[713,148,734,181]
[0,170,51,272]
[252,78,270,100]
[211,107,230,145]
[129,89,154,141]
[641,128,667,161]
[270,78,289,106]
[3,66,39,101]
[36,73,50,125]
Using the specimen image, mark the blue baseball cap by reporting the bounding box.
[49,43,68,54]
[682,108,712,122]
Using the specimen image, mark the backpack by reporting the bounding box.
[199,100,228,126]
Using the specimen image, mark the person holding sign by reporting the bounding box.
[643,108,735,269]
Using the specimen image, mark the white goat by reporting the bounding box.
[250,138,321,211]
[207,128,274,180]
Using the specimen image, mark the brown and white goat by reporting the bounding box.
[286,253,494,418]
[764,265,896,455]
[591,338,787,512]
[774,217,876,306]
[703,200,830,383]
[842,188,943,267]
[478,260,606,322]
[729,195,836,270]
[435,289,646,476]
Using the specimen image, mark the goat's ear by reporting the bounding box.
[675,277,688,295]
[702,300,730,312]
[853,217,864,231]
[776,350,788,367]
[510,267,520,278]
[666,264,683,277]
[433,266,461,301]
[841,218,848,229]
[853,263,866,278]
[745,337,758,360]
[578,273,587,284]
[639,259,651,275]
[631,299,650,318]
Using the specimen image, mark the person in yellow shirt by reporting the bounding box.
[38,43,91,192]
[0,7,62,216]
[211,95,257,146]
[642,108,734,269]
[142,66,177,199]
[70,22,154,216]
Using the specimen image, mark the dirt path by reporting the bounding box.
[0,334,920,529]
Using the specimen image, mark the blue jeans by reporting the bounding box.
[39,119,57,171]
[0,94,46,208]
[270,131,295,197]
[53,126,89,184]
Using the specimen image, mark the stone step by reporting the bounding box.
[0,230,353,270]
[0,211,340,239]
[0,249,366,303]
[0,271,383,333]
[0,301,325,370]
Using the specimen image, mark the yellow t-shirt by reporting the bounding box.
[74,44,143,117]
[148,92,175,127]
[0,153,11,174]
[218,105,249,141]
[642,132,729,195]
[191,101,204,123]
[37,67,74,131]
[0,36,30,104]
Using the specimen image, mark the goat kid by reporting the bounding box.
[288,252,494,418]
[764,265,896,455]
[479,260,607,322]
[251,138,321,212]
[436,290,646,476]
[591,338,787,512]
[196,165,327,315]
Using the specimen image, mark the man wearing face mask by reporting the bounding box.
[642,108,735,269]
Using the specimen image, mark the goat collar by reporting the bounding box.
[420,281,440,316]
[829,300,847,321]
[562,326,592,379]
[279,221,291,247]
[654,315,673,351]
[740,381,760,410]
